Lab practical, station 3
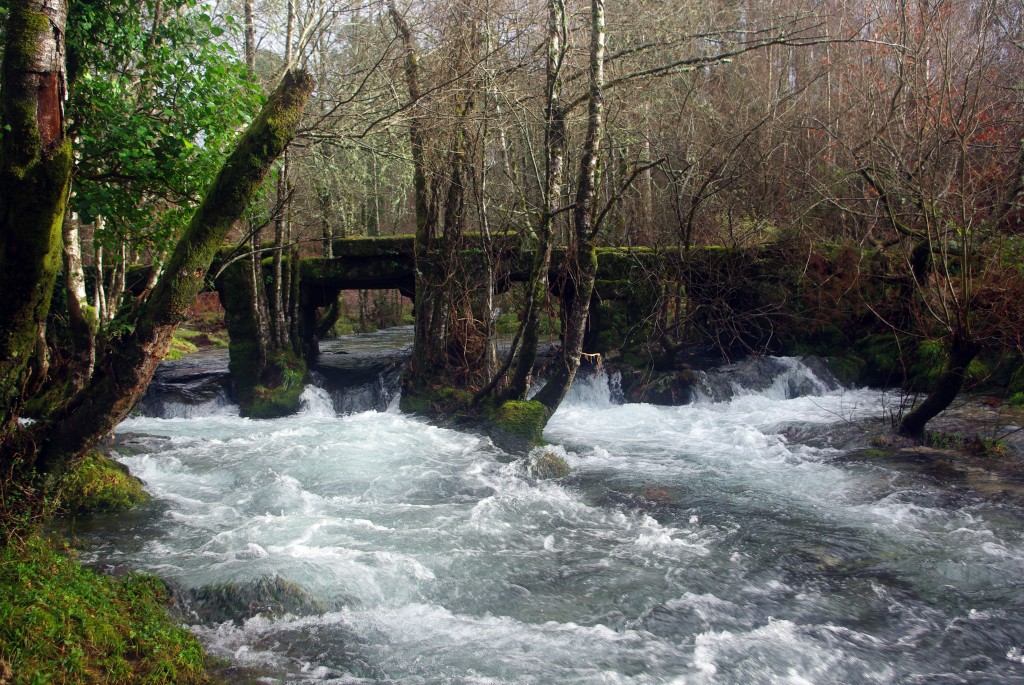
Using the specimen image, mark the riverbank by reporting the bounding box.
[847,394,1024,505]
[0,535,212,684]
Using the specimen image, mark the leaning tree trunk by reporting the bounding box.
[33,69,315,478]
[0,0,73,430]
[898,331,979,438]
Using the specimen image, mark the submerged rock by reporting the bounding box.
[527,447,572,479]
[183,575,326,624]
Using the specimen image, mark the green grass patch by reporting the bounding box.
[0,537,212,684]
[164,330,199,360]
[56,451,150,515]
[165,328,229,360]
[927,431,965,450]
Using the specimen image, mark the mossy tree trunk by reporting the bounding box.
[31,69,315,478]
[0,0,73,432]
[898,330,979,438]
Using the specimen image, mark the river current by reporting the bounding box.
[79,353,1024,684]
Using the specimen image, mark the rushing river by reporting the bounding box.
[79,354,1024,684]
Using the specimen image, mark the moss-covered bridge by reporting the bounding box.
[212,235,870,383]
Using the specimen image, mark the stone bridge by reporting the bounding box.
[214,235,815,385]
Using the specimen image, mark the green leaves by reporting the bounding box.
[67,0,264,257]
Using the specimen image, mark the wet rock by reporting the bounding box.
[617,354,840,406]
[135,349,232,417]
[183,575,326,624]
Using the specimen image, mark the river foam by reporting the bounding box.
[89,356,1024,683]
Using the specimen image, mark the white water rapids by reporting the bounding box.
[78,357,1024,684]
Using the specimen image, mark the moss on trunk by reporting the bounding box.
[33,69,315,479]
[899,333,979,438]
[0,0,73,428]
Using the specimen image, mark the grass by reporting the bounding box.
[0,536,213,684]
[164,327,229,361]
[927,431,965,450]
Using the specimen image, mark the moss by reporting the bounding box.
[856,333,906,386]
[328,235,415,259]
[528,448,571,479]
[244,352,307,419]
[56,451,149,515]
[397,383,472,416]
[398,392,431,414]
[0,536,212,684]
[493,400,547,448]
[827,353,866,386]
[1008,392,1024,408]
[186,575,324,624]
[1009,364,1024,396]
[216,260,263,406]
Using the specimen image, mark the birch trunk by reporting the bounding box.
[0,0,73,428]
[535,0,604,413]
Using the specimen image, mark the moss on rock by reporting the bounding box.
[528,448,571,479]
[57,451,149,515]
[186,575,324,624]
[493,400,547,449]
[245,353,308,419]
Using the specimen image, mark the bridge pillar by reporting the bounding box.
[299,297,319,362]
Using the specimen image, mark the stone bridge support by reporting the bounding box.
[215,237,818,398]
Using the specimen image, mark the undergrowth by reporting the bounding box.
[0,536,212,684]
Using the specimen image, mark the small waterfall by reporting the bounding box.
[689,370,717,404]
[690,356,839,404]
[135,386,236,418]
[315,366,402,415]
[757,356,835,400]
[299,385,336,417]
[563,369,621,408]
